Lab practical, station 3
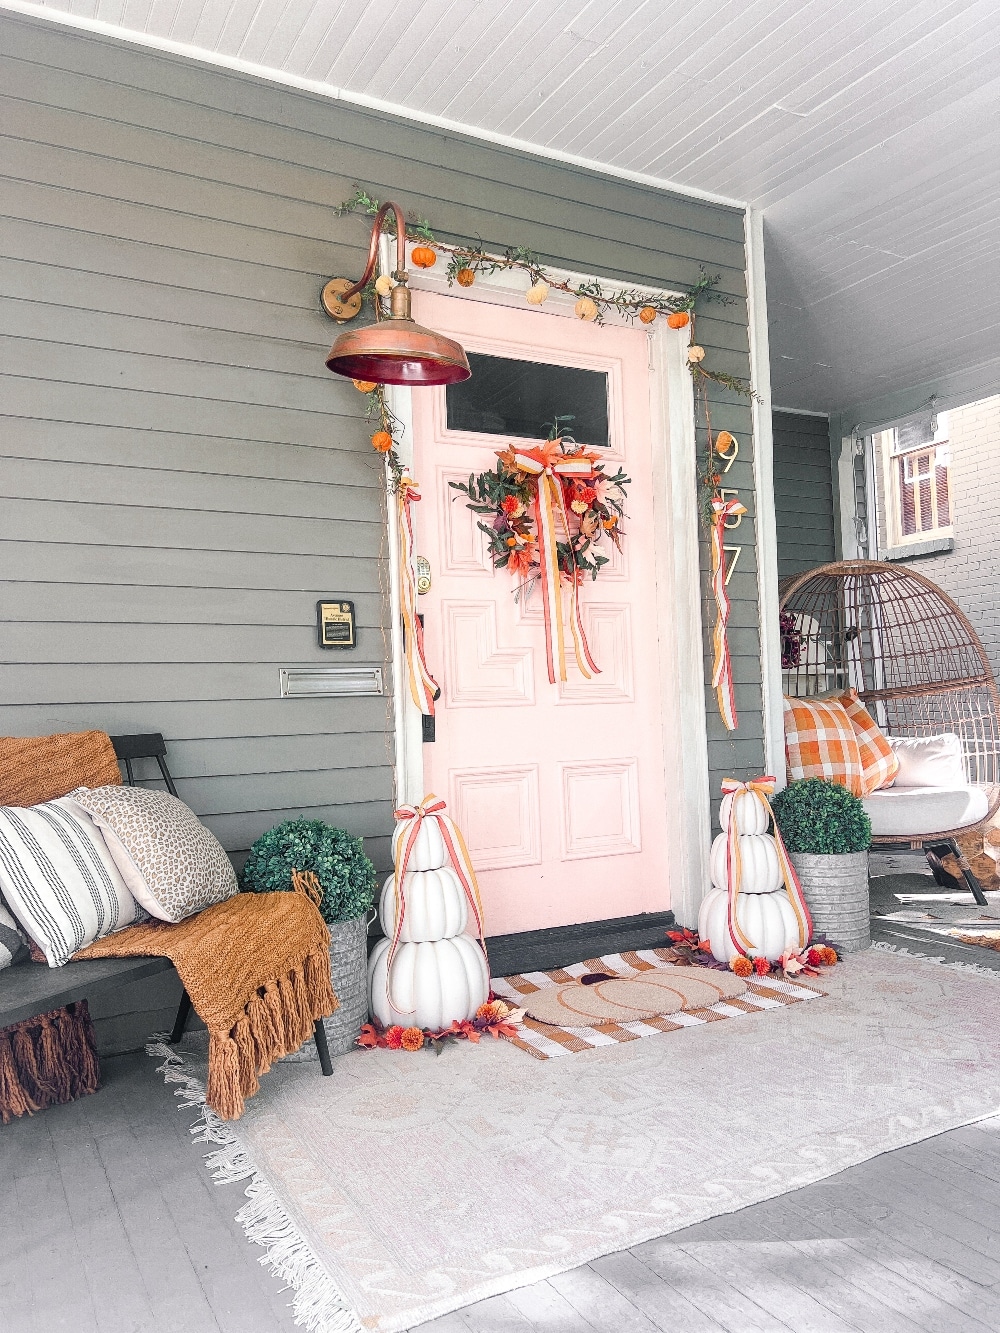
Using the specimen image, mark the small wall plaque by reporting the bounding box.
[317,600,356,649]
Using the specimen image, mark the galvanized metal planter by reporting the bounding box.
[282,913,369,1062]
[789,850,871,953]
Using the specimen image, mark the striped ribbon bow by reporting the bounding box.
[710,495,748,731]
[514,448,600,685]
[386,794,490,1004]
[397,475,440,717]
[720,776,813,955]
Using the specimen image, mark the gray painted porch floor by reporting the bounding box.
[3,1047,1000,1333]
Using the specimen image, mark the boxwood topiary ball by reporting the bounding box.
[241,819,376,925]
[771,778,872,856]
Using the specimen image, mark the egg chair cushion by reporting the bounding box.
[887,733,967,788]
[834,689,900,795]
[862,784,989,837]
[783,695,863,796]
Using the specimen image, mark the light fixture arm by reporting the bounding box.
[343,201,408,301]
[321,201,409,322]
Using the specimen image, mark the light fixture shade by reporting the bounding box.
[326,317,471,386]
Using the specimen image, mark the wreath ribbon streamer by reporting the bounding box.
[397,475,440,717]
[386,794,490,1007]
[513,448,600,685]
[720,776,813,955]
[710,495,747,730]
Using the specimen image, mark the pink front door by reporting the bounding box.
[411,290,671,937]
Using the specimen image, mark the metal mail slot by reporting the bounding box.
[279,666,384,698]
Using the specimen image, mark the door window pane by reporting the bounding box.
[446,351,610,447]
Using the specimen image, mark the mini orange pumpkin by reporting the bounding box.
[371,431,393,453]
[667,311,690,329]
[575,296,598,322]
[715,430,737,455]
[353,379,377,393]
[456,267,476,287]
[411,245,437,269]
[639,305,657,324]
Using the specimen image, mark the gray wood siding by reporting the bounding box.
[0,13,760,977]
[773,410,835,580]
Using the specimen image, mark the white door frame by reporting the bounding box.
[380,240,712,926]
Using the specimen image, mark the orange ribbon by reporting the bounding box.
[397,475,440,717]
[386,794,490,1008]
[710,495,747,731]
[719,776,813,955]
[513,447,600,685]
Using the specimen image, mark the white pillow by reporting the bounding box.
[887,733,967,788]
[0,798,147,966]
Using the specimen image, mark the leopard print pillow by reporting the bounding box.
[65,786,238,923]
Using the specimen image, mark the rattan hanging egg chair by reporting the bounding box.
[779,560,1000,904]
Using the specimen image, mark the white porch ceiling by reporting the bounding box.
[22,0,1000,417]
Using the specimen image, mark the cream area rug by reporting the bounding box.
[151,948,1000,1333]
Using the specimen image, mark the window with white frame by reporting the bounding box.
[878,415,953,549]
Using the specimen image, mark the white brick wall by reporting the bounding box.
[891,394,1000,682]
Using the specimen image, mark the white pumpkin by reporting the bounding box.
[698,887,801,963]
[719,789,770,835]
[391,814,447,872]
[368,934,490,1031]
[379,868,468,943]
[710,832,782,895]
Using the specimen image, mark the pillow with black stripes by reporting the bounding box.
[0,899,29,970]
[0,798,147,967]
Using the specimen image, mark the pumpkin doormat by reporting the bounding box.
[493,948,824,1060]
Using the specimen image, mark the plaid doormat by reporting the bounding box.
[493,947,824,1060]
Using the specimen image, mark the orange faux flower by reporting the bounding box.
[371,431,393,453]
[753,956,771,976]
[501,495,521,515]
[730,956,753,978]
[639,305,657,324]
[816,945,839,966]
[667,311,690,329]
[456,267,476,287]
[476,1000,510,1022]
[352,379,377,393]
[384,1025,404,1049]
[401,1026,425,1051]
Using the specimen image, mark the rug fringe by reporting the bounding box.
[146,1039,361,1333]
[871,941,1000,979]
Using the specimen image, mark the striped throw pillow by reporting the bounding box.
[0,798,147,967]
[783,695,864,796]
[835,689,900,795]
[0,900,28,970]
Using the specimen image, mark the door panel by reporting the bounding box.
[411,291,671,937]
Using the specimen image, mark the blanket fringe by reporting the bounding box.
[0,1001,100,1124]
[872,941,1000,979]
[147,1040,360,1333]
[204,949,339,1120]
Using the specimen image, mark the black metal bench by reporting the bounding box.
[0,734,333,1075]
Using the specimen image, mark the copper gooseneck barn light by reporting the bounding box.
[322,201,471,386]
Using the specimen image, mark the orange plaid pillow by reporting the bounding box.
[783,696,863,796]
[833,689,900,795]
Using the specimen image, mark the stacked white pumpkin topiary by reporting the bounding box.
[698,783,810,963]
[368,804,490,1031]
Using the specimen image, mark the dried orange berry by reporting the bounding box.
[639,305,657,324]
[352,379,377,393]
[371,431,393,453]
[411,245,437,269]
[667,311,690,329]
[456,267,476,287]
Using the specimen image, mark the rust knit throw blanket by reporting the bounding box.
[75,890,338,1119]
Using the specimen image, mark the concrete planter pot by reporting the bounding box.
[281,913,369,1062]
[789,850,871,953]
